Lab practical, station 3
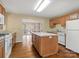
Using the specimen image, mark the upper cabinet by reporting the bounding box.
[0,4,5,15]
[58,15,69,27]
[0,4,5,25]
[49,19,58,28]
[49,11,79,28]
[69,13,79,20]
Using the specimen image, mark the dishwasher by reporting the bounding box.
[58,32,65,45]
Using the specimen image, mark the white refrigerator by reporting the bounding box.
[66,19,79,53]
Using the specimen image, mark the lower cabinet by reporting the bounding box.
[12,33,16,47]
[0,37,4,58]
[0,47,3,58]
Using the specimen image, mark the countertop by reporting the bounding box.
[0,31,12,38]
[32,32,57,36]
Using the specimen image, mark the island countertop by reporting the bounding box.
[32,32,57,36]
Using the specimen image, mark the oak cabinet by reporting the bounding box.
[12,33,16,47]
[49,19,58,28]
[0,37,4,58]
[0,46,3,58]
[69,13,79,20]
[58,16,69,26]
[32,33,58,57]
[49,11,79,28]
[0,4,5,15]
[49,15,69,27]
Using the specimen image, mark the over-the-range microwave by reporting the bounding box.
[0,13,5,31]
[0,13,4,24]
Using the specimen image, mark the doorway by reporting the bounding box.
[22,22,41,47]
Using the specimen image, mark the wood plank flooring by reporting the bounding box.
[10,42,79,58]
[10,35,79,58]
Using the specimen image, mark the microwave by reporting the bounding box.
[0,13,4,24]
[0,13,5,31]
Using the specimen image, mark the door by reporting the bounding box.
[23,23,41,46]
[25,23,40,35]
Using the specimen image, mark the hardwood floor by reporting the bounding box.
[10,35,79,58]
[10,42,79,58]
[10,42,41,58]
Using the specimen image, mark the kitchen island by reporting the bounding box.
[32,32,58,57]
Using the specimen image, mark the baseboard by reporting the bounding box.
[58,43,65,47]
[65,47,79,54]
[16,41,22,43]
[59,43,79,54]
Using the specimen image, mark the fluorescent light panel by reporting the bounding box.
[37,0,50,12]
[34,0,51,12]
[34,0,43,11]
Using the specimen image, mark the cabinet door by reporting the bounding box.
[49,19,58,28]
[0,4,5,15]
[0,39,3,58]
[0,4,3,14]
[12,33,16,47]
[0,46,3,58]
[49,20,54,28]
[40,36,58,57]
[58,16,69,27]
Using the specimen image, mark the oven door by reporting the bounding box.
[5,34,12,58]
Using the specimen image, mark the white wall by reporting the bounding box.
[6,13,50,42]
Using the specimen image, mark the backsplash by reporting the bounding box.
[49,24,65,32]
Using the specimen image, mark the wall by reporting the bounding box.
[6,13,50,42]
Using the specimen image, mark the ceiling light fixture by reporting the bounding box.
[34,0,43,11]
[34,0,51,12]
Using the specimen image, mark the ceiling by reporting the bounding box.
[0,0,79,18]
